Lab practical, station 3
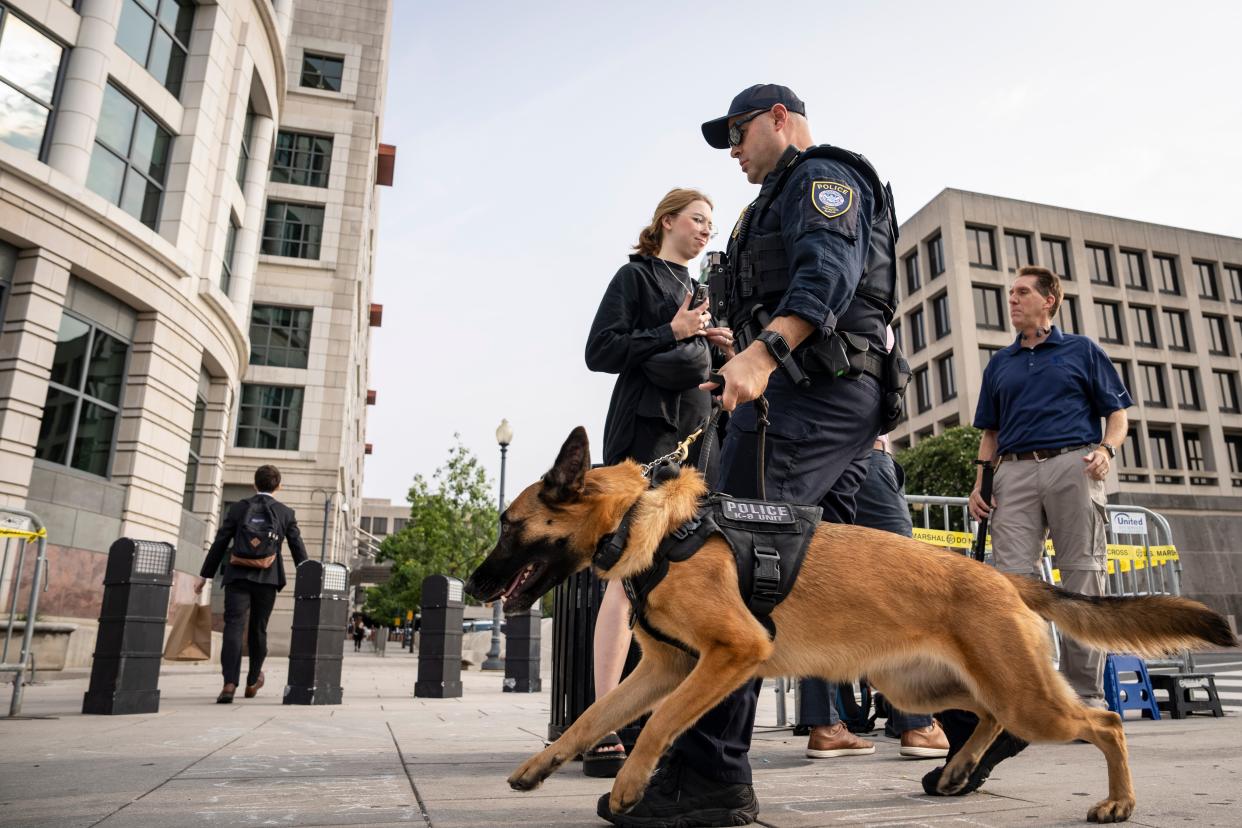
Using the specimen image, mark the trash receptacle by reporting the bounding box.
[284,561,348,705]
[83,539,176,715]
[503,605,541,693]
[415,575,463,698]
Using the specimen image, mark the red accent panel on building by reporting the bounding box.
[377,143,396,186]
[366,389,377,405]
[365,443,373,455]
[369,303,383,327]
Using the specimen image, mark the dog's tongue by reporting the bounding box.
[502,565,528,600]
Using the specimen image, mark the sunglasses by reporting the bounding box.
[728,108,769,147]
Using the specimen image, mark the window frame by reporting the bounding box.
[114,0,194,97]
[236,103,255,187]
[220,217,238,296]
[1154,253,1180,295]
[1004,230,1033,272]
[1094,300,1123,344]
[261,199,325,260]
[1139,362,1168,408]
[182,388,206,511]
[1163,308,1189,351]
[1087,243,1115,286]
[1129,304,1157,347]
[1227,265,1242,304]
[937,352,956,402]
[0,5,68,161]
[909,307,926,353]
[1041,236,1071,280]
[966,225,996,269]
[932,291,951,339]
[926,233,945,278]
[972,284,1004,330]
[1205,313,1230,356]
[1056,294,1080,334]
[914,366,931,413]
[271,129,334,188]
[1174,366,1201,410]
[1120,249,1148,291]
[87,82,173,229]
[1196,260,1220,301]
[249,304,314,369]
[235,383,305,451]
[904,251,920,295]
[1216,370,1240,413]
[300,51,344,92]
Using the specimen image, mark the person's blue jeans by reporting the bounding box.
[799,449,933,734]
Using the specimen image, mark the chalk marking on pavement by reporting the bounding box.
[88,715,277,827]
[387,720,435,828]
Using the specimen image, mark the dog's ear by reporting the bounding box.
[542,427,590,504]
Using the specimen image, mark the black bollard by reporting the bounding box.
[503,605,541,692]
[283,561,348,705]
[415,575,463,698]
[83,539,176,715]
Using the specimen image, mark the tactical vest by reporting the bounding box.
[713,145,899,345]
[594,494,822,656]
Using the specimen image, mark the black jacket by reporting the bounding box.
[200,494,309,591]
[586,254,712,465]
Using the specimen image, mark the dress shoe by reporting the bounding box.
[216,683,236,704]
[805,722,875,758]
[899,722,950,759]
[244,672,265,699]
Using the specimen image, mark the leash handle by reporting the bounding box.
[755,395,769,501]
[972,459,994,562]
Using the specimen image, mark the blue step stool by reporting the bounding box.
[1104,654,1161,720]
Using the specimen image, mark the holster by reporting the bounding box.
[799,331,874,380]
[879,343,911,432]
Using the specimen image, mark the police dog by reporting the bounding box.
[464,427,1235,824]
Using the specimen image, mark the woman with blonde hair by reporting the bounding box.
[582,188,734,777]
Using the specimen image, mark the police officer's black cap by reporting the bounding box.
[701,84,806,149]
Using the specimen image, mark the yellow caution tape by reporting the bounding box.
[0,526,46,540]
[912,527,1179,564]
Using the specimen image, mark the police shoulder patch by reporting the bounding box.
[811,180,853,219]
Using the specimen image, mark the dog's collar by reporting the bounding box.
[593,500,642,573]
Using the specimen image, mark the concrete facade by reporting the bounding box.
[0,0,392,664]
[891,189,1242,624]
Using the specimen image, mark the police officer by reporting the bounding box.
[598,84,901,827]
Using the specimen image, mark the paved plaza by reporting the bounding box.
[0,649,1238,828]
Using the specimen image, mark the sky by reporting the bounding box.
[363,0,1242,506]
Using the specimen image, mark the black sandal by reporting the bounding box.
[583,731,626,778]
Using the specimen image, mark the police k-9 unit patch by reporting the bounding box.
[719,498,796,525]
[811,180,853,219]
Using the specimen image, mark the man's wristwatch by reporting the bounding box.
[756,330,792,367]
[1098,442,1117,459]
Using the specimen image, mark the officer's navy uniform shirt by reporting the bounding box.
[973,325,1133,455]
[757,146,886,351]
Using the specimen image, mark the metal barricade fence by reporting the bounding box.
[1,507,49,718]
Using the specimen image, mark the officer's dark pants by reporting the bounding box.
[800,449,934,734]
[221,580,278,687]
[668,371,882,785]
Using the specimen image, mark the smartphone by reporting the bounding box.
[692,282,709,310]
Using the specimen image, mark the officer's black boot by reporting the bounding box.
[596,756,758,827]
[921,709,1028,796]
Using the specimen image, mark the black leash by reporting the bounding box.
[755,395,769,501]
[972,459,995,562]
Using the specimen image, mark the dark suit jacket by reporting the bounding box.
[200,494,309,591]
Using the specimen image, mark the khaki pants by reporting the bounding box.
[990,449,1108,698]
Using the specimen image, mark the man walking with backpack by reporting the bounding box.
[195,465,309,703]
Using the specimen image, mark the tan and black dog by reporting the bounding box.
[464,427,1236,824]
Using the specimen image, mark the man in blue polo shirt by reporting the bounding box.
[971,264,1131,702]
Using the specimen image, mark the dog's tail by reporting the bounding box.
[1008,575,1237,657]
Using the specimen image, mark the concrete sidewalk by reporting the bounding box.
[0,650,1238,827]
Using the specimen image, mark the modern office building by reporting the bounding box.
[0,0,393,662]
[892,188,1242,623]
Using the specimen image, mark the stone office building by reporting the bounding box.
[891,188,1242,626]
[0,0,393,662]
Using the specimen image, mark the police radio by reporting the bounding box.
[703,251,728,319]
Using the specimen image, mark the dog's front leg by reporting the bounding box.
[508,646,692,792]
[610,647,764,815]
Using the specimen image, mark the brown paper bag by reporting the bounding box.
[164,602,212,661]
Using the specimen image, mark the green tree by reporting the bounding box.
[896,426,983,531]
[364,437,498,622]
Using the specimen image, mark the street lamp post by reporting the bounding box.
[311,490,345,562]
[481,419,513,671]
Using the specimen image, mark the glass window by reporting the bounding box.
[87,83,171,229]
[1094,300,1123,343]
[1148,428,1177,470]
[914,367,931,413]
[1228,265,1242,304]
[1174,366,1200,410]
[249,304,313,368]
[0,8,65,157]
[372,517,389,536]
[1121,250,1147,290]
[114,0,193,97]
[261,200,324,259]
[35,311,129,476]
[937,353,956,402]
[1196,260,1219,300]
[904,252,920,295]
[1111,359,1133,399]
[235,384,304,450]
[1163,309,1189,350]
[932,292,951,339]
[1120,426,1143,469]
[1130,305,1157,347]
[236,104,255,186]
[1041,237,1070,280]
[300,52,344,91]
[972,284,1004,329]
[1154,254,1179,294]
[1205,314,1229,355]
[1087,244,1114,286]
[1140,363,1167,407]
[978,346,999,375]
[220,218,238,296]
[1184,429,1207,473]
[1056,295,1079,334]
[1004,231,1032,271]
[0,239,15,338]
[1216,370,1240,413]
[909,307,926,352]
[1225,433,1242,477]
[393,517,408,533]
[182,391,206,510]
[271,131,333,187]
[967,226,995,268]
[927,233,944,278]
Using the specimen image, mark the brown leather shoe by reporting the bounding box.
[244,672,265,698]
[217,683,237,704]
[900,721,950,759]
[806,722,875,758]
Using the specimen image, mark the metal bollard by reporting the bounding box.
[503,605,541,693]
[415,575,463,698]
[82,539,176,715]
[283,561,348,705]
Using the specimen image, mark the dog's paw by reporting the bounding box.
[507,752,558,792]
[1087,796,1134,823]
[608,767,648,815]
[936,762,973,796]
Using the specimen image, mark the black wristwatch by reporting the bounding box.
[756,330,792,366]
[1099,442,1117,459]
